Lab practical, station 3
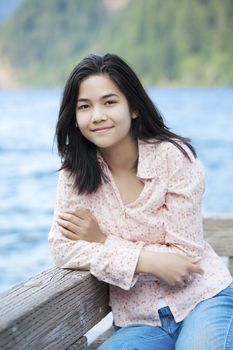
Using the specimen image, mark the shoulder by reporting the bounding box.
[57,168,77,191]
[138,138,197,169]
[165,142,205,185]
[154,139,195,161]
[155,140,204,176]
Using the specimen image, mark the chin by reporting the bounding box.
[95,141,115,149]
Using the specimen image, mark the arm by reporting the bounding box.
[133,142,205,286]
[144,142,205,258]
[53,142,204,287]
[48,169,144,290]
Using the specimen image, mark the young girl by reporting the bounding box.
[49,53,233,349]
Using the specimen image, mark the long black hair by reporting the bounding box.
[55,53,196,194]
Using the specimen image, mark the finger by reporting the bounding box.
[176,280,186,288]
[59,213,83,226]
[59,226,80,241]
[189,264,204,275]
[179,274,193,287]
[183,275,193,284]
[191,256,202,263]
[57,218,80,235]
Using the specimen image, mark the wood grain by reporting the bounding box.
[203,216,233,257]
[0,269,110,350]
[0,216,232,350]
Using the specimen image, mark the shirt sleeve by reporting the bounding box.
[48,169,144,290]
[145,142,205,258]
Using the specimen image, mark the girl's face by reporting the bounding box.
[76,74,137,150]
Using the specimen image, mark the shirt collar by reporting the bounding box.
[136,139,159,179]
[97,139,159,180]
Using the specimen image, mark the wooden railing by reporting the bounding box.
[0,216,232,350]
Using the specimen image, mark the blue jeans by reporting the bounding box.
[98,282,233,350]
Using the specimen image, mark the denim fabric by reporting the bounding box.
[98,282,233,350]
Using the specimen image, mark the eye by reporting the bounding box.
[105,100,116,106]
[77,104,89,110]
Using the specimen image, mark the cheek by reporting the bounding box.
[118,113,133,130]
[76,114,88,130]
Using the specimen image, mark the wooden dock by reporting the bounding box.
[0,215,232,349]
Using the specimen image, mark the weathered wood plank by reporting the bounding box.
[229,257,233,276]
[0,268,110,350]
[67,336,88,350]
[0,216,232,350]
[87,326,115,349]
[203,216,233,256]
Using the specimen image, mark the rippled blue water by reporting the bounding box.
[0,88,233,293]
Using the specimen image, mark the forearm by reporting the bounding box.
[136,248,155,274]
[136,249,169,276]
[136,240,202,276]
[49,222,145,290]
[135,247,204,287]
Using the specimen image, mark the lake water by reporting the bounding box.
[0,87,233,341]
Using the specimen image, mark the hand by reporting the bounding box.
[57,208,106,244]
[137,250,204,287]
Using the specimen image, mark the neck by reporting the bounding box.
[99,137,138,175]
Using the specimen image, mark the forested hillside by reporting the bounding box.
[0,0,24,25]
[0,0,232,87]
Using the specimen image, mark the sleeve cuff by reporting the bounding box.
[90,234,144,290]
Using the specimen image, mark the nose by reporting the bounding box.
[91,106,107,123]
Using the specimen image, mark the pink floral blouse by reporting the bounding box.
[48,140,232,327]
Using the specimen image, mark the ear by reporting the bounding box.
[131,112,138,119]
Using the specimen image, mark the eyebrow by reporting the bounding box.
[77,93,119,102]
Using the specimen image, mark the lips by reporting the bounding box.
[92,126,113,132]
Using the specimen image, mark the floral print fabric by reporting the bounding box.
[48,140,232,326]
